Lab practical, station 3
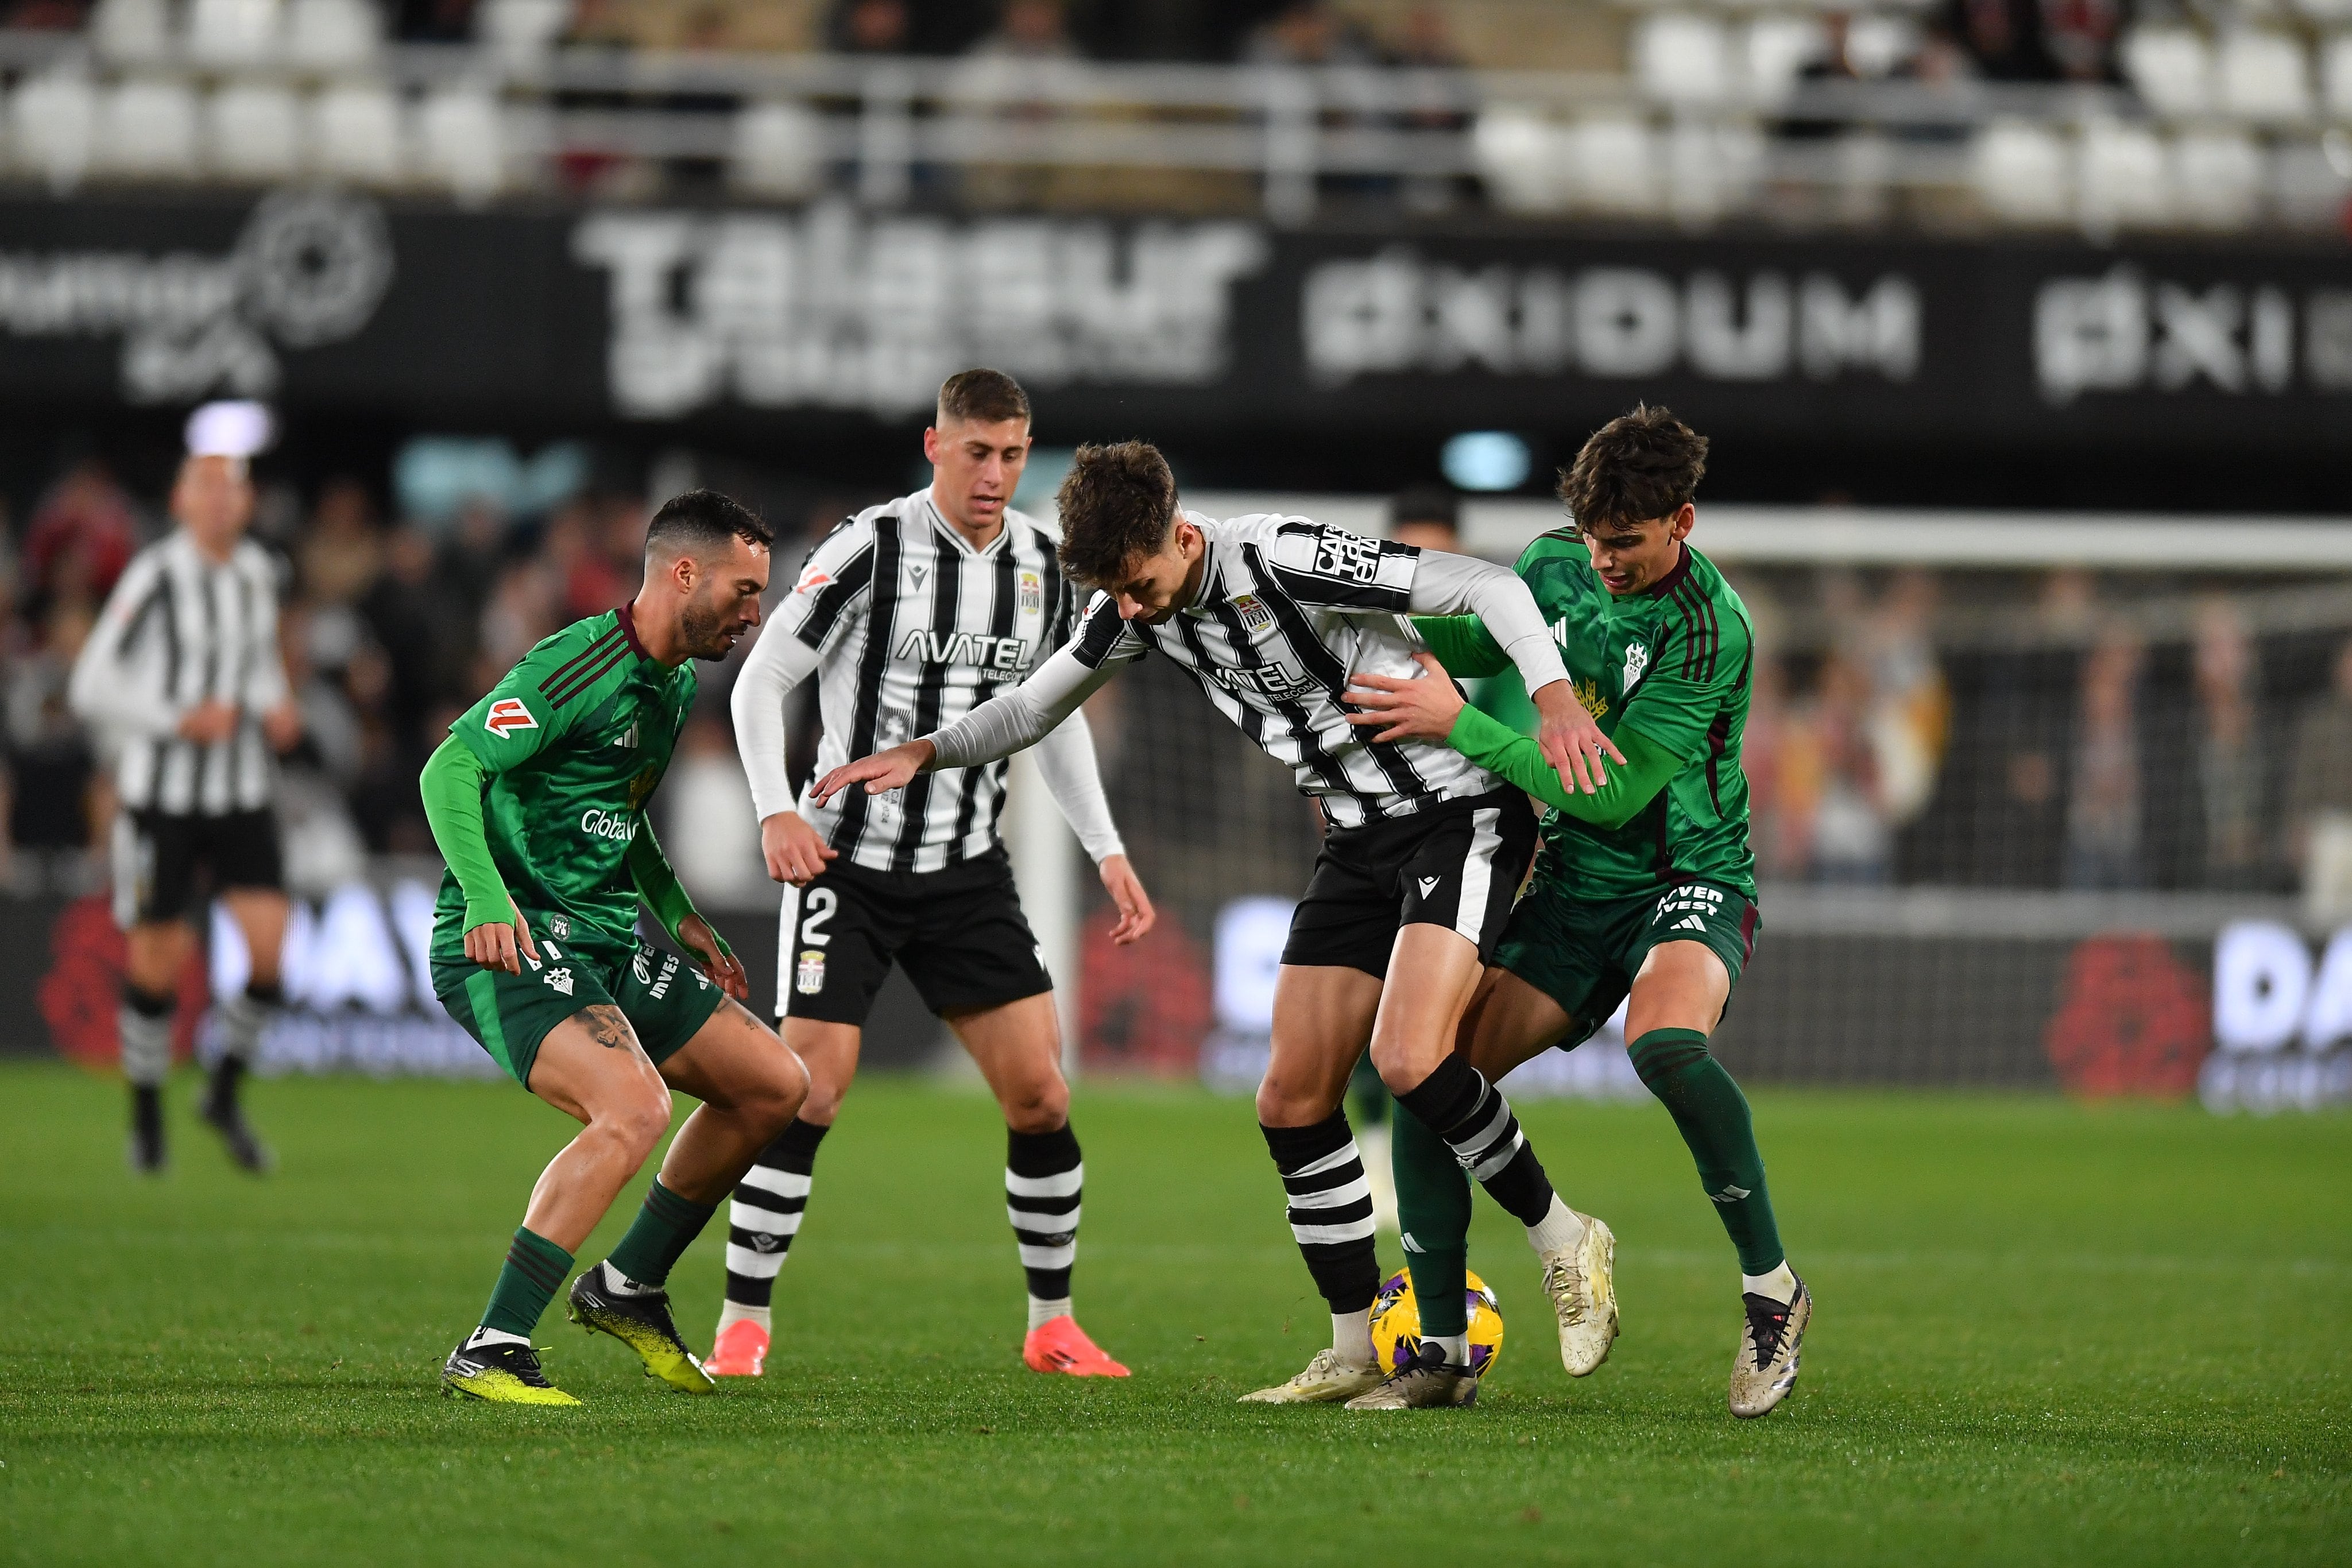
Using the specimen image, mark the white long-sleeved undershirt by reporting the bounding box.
[729,624,1127,864]
[929,547,1569,771]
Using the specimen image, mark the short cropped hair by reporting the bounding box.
[644,489,772,560]
[1055,441,1178,587]
[937,368,1031,427]
[1558,405,1709,532]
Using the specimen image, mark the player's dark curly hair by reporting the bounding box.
[1055,441,1178,588]
[645,488,773,559]
[1558,405,1709,532]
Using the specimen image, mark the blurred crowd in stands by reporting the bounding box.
[5,447,2351,909]
[0,0,2140,96]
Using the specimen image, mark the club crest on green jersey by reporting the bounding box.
[1622,641,1650,694]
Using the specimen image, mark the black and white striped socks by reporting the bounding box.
[1007,1125,1083,1331]
[1394,1054,1557,1229]
[119,985,174,1089]
[1261,1110,1382,1360]
[719,1117,829,1331]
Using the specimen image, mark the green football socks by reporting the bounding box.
[1391,1101,1473,1339]
[608,1178,717,1290]
[1628,1027,1785,1276]
[482,1226,574,1338]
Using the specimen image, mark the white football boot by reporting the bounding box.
[1728,1278,1811,1419]
[1237,1348,1387,1404]
[1537,1211,1619,1376]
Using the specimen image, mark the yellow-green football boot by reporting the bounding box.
[567,1262,717,1394]
[441,1337,582,1406]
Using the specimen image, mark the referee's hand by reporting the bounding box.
[760,811,838,886]
[465,896,540,975]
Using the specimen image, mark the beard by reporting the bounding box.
[679,594,737,661]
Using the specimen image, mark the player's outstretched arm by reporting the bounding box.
[1033,710,1155,946]
[1346,654,1676,829]
[815,643,1123,806]
[1409,614,1511,679]
[418,734,539,974]
[627,822,748,1000]
[1403,552,1623,793]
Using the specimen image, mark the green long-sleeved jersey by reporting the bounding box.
[1418,534,1758,901]
[426,607,704,967]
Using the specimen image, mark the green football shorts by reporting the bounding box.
[434,934,727,1088]
[1492,876,1760,1050]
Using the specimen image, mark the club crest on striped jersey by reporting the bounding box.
[1230,593,1275,631]
[1621,641,1650,694]
[1019,570,1042,615]
[484,698,537,738]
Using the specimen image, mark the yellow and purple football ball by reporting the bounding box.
[1369,1267,1506,1377]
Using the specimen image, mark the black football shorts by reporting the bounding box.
[111,807,284,929]
[776,847,1053,1026]
[1281,789,1537,979]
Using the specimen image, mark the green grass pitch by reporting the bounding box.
[1,1063,2345,1566]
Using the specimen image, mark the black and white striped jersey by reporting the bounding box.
[769,489,1078,873]
[69,531,289,818]
[1066,512,1506,828]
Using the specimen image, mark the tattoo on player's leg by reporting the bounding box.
[573,1004,636,1052]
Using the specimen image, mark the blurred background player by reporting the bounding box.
[1348,407,1806,1416]
[425,490,810,1406]
[812,440,1622,1408]
[69,424,301,1175]
[715,370,1154,1380]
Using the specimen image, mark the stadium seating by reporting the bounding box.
[0,0,2345,232]
[97,76,203,179]
[1632,14,1736,105]
[478,0,572,67]
[2215,29,2315,122]
[207,80,304,181]
[731,99,824,199]
[2124,28,2212,118]
[2076,117,2171,231]
[2172,127,2264,229]
[415,87,507,202]
[8,70,99,188]
[2326,33,2352,119]
[310,79,407,184]
[283,0,381,73]
[186,0,285,70]
[88,0,171,65]
[1972,118,2072,226]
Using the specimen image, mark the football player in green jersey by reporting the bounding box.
[423,489,810,1406]
[1345,407,1809,1417]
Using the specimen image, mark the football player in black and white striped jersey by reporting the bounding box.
[711,370,1154,1380]
[69,452,302,1175]
[816,440,1626,1409]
